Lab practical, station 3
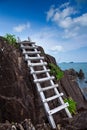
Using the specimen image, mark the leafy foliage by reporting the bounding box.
[64,97,77,115]
[4,34,18,48]
[49,63,64,80]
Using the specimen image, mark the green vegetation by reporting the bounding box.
[49,63,64,80]
[4,33,19,48]
[64,97,77,115]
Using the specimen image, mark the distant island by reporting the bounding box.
[69,61,74,63]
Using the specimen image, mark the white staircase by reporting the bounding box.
[18,40,72,129]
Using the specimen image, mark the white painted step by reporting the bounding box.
[21,44,38,49]
[40,84,58,91]
[23,50,41,54]
[48,103,69,115]
[25,56,44,60]
[34,76,55,83]
[30,69,50,74]
[43,93,64,103]
[28,62,47,67]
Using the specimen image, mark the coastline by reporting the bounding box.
[59,62,87,99]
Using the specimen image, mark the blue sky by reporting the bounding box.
[0,0,87,62]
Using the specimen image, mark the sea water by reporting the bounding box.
[58,62,87,99]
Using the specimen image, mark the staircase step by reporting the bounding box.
[34,76,55,83]
[29,42,35,44]
[23,50,41,54]
[25,56,44,60]
[48,103,69,115]
[21,44,38,49]
[28,62,47,67]
[43,93,64,103]
[30,69,50,74]
[40,84,58,91]
[19,41,35,44]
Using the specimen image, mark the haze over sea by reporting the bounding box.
[59,62,87,98]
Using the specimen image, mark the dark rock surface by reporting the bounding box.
[60,111,87,130]
[77,69,85,79]
[0,37,44,125]
[85,80,87,83]
[59,69,87,111]
[0,36,87,130]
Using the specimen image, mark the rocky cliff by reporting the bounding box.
[0,36,87,130]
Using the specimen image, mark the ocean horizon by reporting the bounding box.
[58,62,87,79]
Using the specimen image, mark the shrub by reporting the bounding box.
[4,34,18,48]
[49,63,64,80]
[64,97,77,115]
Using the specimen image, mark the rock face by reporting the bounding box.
[77,69,85,79]
[60,111,87,130]
[59,69,87,111]
[0,36,87,130]
[0,37,43,124]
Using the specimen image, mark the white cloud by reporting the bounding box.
[30,25,87,52]
[59,17,72,28]
[61,7,75,18]
[13,22,30,32]
[30,27,63,53]
[46,2,87,41]
[46,2,87,30]
[51,7,77,29]
[47,3,77,29]
[59,2,69,9]
[74,13,87,26]
[63,26,80,38]
[53,12,60,21]
[46,5,55,21]
[51,45,63,52]
[31,27,58,40]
